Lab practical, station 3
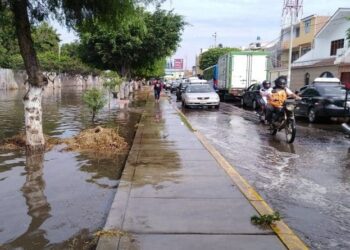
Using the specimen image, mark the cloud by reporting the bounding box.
[166,0,350,69]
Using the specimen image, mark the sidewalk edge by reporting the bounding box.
[173,104,309,250]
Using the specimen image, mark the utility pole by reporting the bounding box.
[282,0,303,88]
[58,43,61,87]
[213,32,217,48]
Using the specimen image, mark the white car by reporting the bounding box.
[182,84,220,109]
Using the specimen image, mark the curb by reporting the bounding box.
[172,103,309,250]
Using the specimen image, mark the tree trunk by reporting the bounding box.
[24,86,45,152]
[10,0,47,153]
[5,152,50,248]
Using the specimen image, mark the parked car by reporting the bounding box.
[295,84,350,122]
[171,80,180,93]
[181,84,220,109]
[164,80,172,91]
[241,83,261,109]
[176,81,190,101]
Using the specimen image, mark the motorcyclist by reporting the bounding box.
[266,76,300,124]
[255,80,272,122]
[259,80,272,106]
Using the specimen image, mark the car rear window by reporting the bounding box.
[316,86,346,96]
[187,85,214,93]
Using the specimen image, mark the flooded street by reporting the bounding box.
[0,88,142,249]
[178,99,350,250]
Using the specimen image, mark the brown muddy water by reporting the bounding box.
[0,87,143,249]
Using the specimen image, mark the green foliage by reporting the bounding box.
[251,212,281,227]
[32,22,60,53]
[102,71,123,92]
[0,10,97,75]
[133,57,166,78]
[199,47,241,70]
[0,8,19,68]
[79,7,185,77]
[83,88,106,121]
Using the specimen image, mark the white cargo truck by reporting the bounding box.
[217,51,269,100]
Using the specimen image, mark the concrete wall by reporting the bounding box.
[268,68,288,82]
[291,65,338,91]
[0,68,101,90]
[0,69,27,90]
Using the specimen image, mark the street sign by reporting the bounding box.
[174,59,184,69]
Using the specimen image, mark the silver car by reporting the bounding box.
[182,84,220,109]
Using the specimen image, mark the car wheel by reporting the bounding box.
[308,108,318,123]
[214,104,220,109]
[252,100,257,110]
[240,98,246,108]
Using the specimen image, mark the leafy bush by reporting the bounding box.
[102,71,123,92]
[83,88,106,122]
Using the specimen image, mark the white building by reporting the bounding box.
[291,8,350,90]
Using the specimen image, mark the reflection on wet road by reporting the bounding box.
[0,88,141,248]
[179,100,350,250]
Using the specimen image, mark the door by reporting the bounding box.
[251,55,268,86]
[231,55,248,89]
[341,72,350,85]
[297,88,319,116]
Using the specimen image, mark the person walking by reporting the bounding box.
[154,78,162,103]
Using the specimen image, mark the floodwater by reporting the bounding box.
[0,87,142,249]
[179,101,350,250]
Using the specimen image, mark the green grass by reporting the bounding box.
[251,212,281,227]
[178,111,196,132]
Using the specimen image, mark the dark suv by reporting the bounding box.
[295,84,350,122]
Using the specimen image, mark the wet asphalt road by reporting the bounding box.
[173,95,350,250]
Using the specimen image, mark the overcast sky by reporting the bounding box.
[54,0,350,69]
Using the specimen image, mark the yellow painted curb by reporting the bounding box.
[173,104,309,250]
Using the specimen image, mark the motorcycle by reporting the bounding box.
[269,100,297,143]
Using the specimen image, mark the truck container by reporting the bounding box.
[217,51,269,100]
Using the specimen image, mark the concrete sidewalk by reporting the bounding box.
[97,95,304,250]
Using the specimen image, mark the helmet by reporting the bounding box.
[274,76,287,88]
[262,80,271,89]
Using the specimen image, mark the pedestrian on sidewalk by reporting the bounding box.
[154,78,162,103]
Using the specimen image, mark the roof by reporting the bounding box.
[315,8,350,39]
[313,77,341,83]
[189,79,208,84]
[292,58,336,69]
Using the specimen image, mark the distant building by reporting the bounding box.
[269,14,329,82]
[291,8,350,90]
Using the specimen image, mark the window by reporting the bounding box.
[330,39,344,56]
[295,27,300,38]
[301,88,319,97]
[304,20,311,34]
[301,47,311,56]
[292,51,299,62]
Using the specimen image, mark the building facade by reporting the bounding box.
[291,8,350,91]
[268,15,329,82]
